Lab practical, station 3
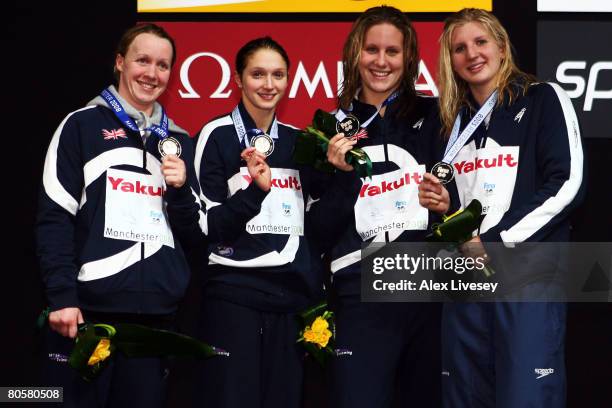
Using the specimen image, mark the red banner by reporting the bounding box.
[156,22,443,135]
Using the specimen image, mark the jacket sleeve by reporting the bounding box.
[194,125,269,244]
[36,112,84,311]
[481,83,585,245]
[165,133,208,252]
[306,169,362,254]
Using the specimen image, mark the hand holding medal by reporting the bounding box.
[241,147,271,192]
[327,134,358,172]
[293,109,373,178]
[161,155,187,188]
[418,173,450,214]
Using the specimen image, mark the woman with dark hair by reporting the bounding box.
[188,37,325,408]
[319,6,447,407]
[431,8,584,407]
[37,23,200,407]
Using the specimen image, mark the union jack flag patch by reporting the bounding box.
[102,128,127,140]
[350,129,368,141]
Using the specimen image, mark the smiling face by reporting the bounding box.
[235,48,288,116]
[450,21,504,99]
[358,23,405,106]
[115,32,173,116]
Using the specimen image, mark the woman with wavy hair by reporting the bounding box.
[320,5,447,407]
[432,8,584,408]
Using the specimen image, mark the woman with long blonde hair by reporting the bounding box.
[431,8,584,407]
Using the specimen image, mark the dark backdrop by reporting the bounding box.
[7,1,611,406]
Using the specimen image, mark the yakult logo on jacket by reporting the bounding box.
[453,154,518,174]
[108,176,165,196]
[242,174,302,190]
[360,172,422,198]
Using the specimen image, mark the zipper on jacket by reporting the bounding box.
[139,134,147,313]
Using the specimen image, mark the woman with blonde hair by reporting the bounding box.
[430,8,584,407]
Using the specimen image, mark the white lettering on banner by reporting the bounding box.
[289,61,334,98]
[178,52,439,100]
[415,60,439,97]
[556,60,612,111]
[104,169,174,248]
[452,139,519,235]
[337,61,344,96]
[179,52,232,99]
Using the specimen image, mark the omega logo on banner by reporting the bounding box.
[156,22,443,134]
[177,52,438,100]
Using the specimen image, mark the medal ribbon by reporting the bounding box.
[101,88,169,141]
[231,105,278,148]
[334,90,399,129]
[442,90,498,164]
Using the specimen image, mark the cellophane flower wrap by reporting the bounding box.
[68,323,225,381]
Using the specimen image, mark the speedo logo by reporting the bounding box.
[108,176,165,196]
[243,175,301,190]
[454,154,518,174]
[535,368,554,379]
[360,172,422,198]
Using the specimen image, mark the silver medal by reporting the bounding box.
[250,133,274,157]
[431,162,455,184]
[158,137,182,157]
[336,114,360,138]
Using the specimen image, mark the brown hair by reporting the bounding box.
[438,8,536,136]
[113,23,177,83]
[235,36,290,76]
[339,5,419,115]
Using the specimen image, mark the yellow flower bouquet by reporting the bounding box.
[297,302,335,366]
[68,322,224,381]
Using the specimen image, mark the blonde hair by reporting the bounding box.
[339,5,419,116]
[438,8,536,136]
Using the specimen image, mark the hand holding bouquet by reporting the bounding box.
[293,109,372,178]
[68,323,226,381]
[427,199,495,279]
